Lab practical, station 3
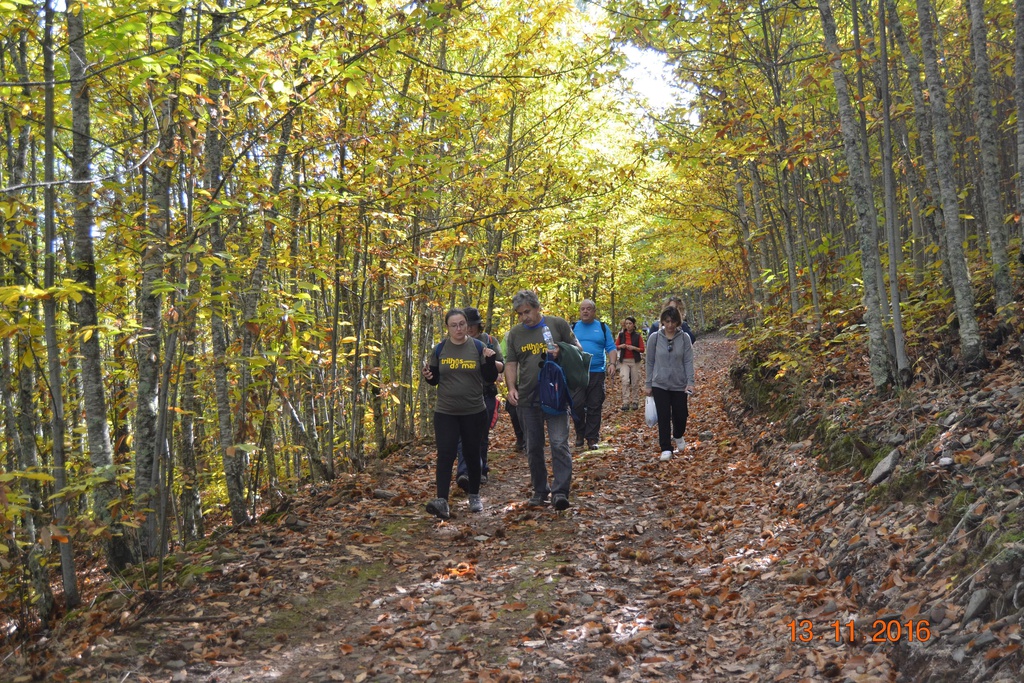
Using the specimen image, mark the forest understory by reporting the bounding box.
[3,332,1024,682]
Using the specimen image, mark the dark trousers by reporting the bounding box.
[507,399,525,446]
[457,393,497,478]
[572,372,606,444]
[434,411,487,499]
[652,387,688,452]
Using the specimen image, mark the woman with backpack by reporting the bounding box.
[645,306,694,462]
[421,309,498,520]
[616,316,645,411]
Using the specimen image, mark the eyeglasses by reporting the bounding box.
[666,339,674,352]
[448,321,467,329]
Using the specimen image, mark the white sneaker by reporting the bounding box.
[675,437,685,453]
[660,450,672,461]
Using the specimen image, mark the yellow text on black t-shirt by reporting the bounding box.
[442,357,478,370]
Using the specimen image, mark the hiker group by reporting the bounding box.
[420,291,696,520]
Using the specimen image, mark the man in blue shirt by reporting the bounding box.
[571,300,618,450]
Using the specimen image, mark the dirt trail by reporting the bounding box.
[43,335,900,682]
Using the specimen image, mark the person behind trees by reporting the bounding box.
[421,308,498,519]
[645,305,694,463]
[648,295,696,344]
[455,307,504,489]
[616,316,645,411]
[501,330,526,453]
[571,299,618,449]
[504,290,579,510]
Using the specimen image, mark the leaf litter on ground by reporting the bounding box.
[12,333,1024,681]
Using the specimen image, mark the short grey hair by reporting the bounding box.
[512,289,540,310]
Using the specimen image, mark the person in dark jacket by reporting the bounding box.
[421,309,498,520]
[455,307,504,489]
[648,295,696,344]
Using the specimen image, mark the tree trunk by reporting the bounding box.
[136,7,185,558]
[199,6,248,525]
[967,0,1013,315]
[42,0,79,609]
[915,0,984,365]
[734,165,761,313]
[67,1,136,569]
[1015,0,1024,245]
[887,0,951,287]
[879,0,912,385]
[818,0,892,388]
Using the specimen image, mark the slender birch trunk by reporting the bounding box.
[915,0,984,365]
[41,0,79,609]
[68,0,135,568]
[967,0,1013,315]
[136,7,185,558]
[887,0,951,287]
[879,0,912,385]
[818,0,892,388]
[1015,0,1024,246]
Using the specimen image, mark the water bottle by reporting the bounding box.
[542,326,556,353]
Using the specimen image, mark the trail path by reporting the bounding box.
[47,335,900,682]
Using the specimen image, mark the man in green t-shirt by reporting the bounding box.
[504,290,579,511]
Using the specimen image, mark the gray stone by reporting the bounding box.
[938,457,955,468]
[868,449,901,485]
[968,631,997,652]
[963,589,991,625]
[960,434,973,446]
[577,592,595,606]
[942,412,959,427]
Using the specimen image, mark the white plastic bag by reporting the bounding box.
[644,396,657,427]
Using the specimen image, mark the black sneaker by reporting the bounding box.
[456,474,469,492]
[552,494,571,511]
[588,442,598,450]
[528,493,548,506]
[480,473,489,485]
[575,437,585,448]
[515,441,525,452]
[426,498,450,520]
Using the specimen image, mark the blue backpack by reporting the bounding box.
[538,354,572,416]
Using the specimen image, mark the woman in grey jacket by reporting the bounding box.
[644,306,695,462]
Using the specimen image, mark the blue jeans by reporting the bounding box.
[518,403,572,498]
[457,393,497,478]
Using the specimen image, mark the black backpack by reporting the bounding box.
[434,337,486,362]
